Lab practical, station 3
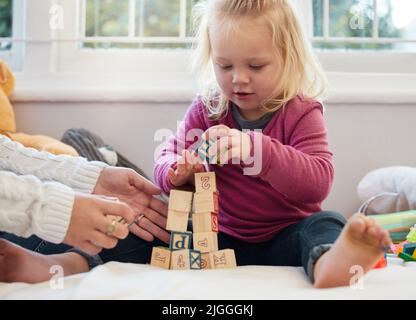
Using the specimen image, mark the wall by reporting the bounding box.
[12,101,416,217]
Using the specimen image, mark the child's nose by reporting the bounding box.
[232,70,250,85]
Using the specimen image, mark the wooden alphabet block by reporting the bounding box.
[167,210,189,232]
[193,191,219,214]
[200,252,212,270]
[170,249,190,270]
[209,249,237,269]
[193,140,210,163]
[170,249,202,270]
[193,232,218,253]
[195,172,217,193]
[150,247,171,269]
[192,212,218,233]
[192,139,221,164]
[168,190,193,213]
[189,250,202,270]
[169,231,192,251]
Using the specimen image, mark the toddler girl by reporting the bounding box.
[155,0,391,288]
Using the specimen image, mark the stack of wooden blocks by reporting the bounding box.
[150,172,237,270]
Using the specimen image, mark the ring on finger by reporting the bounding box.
[135,213,145,227]
[106,219,117,236]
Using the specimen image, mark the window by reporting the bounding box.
[81,0,197,49]
[0,0,13,51]
[53,0,195,75]
[19,0,416,99]
[77,0,416,52]
[0,0,24,71]
[61,0,415,73]
[312,0,416,51]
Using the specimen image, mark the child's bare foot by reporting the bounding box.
[0,239,89,284]
[313,213,391,288]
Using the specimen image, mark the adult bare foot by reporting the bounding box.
[0,239,89,284]
[313,213,391,288]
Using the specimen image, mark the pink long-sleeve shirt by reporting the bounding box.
[154,95,334,243]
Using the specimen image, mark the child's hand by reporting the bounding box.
[168,149,206,187]
[202,125,252,165]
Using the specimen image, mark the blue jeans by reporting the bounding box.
[0,211,346,283]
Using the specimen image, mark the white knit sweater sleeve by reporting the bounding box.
[0,134,108,194]
[0,170,75,243]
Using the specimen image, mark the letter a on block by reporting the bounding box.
[193,232,218,253]
[171,249,191,270]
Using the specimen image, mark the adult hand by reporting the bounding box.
[64,193,135,255]
[93,167,170,244]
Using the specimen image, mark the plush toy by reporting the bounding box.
[0,60,78,156]
[358,166,416,243]
[357,166,416,215]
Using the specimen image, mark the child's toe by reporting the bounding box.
[348,216,366,237]
[367,226,379,238]
[380,230,391,248]
[363,216,376,228]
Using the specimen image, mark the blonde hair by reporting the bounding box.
[191,0,329,119]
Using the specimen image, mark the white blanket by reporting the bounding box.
[1,256,415,300]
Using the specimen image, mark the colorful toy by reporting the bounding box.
[403,243,416,256]
[398,252,416,262]
[388,224,416,263]
[406,225,416,242]
[369,211,416,242]
[373,254,387,269]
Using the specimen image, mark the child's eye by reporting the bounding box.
[250,65,264,70]
[219,65,232,70]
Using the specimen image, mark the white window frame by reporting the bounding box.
[53,0,193,75]
[311,0,416,46]
[295,0,416,74]
[10,0,416,104]
[0,0,25,71]
[49,0,416,74]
